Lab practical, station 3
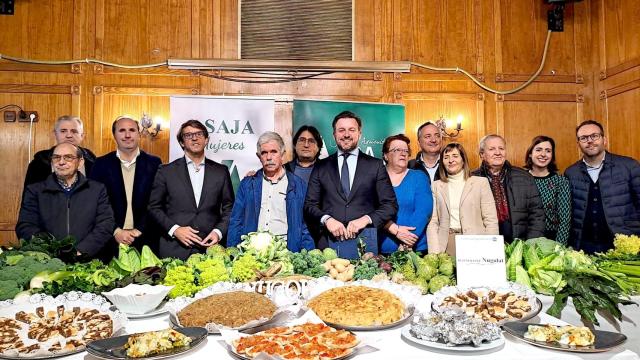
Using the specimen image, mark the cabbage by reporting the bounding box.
[525,237,562,258]
[438,260,454,276]
[515,265,531,288]
[530,269,565,295]
[506,240,524,281]
[322,248,338,261]
[423,253,440,269]
[523,243,540,270]
[428,275,450,293]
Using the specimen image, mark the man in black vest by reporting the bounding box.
[565,120,640,253]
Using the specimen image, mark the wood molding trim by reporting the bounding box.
[600,78,640,99]
[496,73,584,84]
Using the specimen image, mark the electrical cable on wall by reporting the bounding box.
[0,30,552,94]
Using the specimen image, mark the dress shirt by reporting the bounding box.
[583,153,606,183]
[257,170,289,238]
[421,153,440,182]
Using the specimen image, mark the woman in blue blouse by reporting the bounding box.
[379,134,433,254]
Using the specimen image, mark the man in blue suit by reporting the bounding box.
[227,132,315,252]
[89,116,162,260]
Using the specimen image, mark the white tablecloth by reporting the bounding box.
[73,295,640,360]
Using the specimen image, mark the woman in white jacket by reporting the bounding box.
[427,143,499,256]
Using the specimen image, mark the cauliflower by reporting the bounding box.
[196,258,230,288]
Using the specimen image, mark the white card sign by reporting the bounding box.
[455,235,507,287]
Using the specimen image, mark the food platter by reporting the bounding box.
[227,323,359,360]
[431,283,542,324]
[86,327,207,360]
[0,292,127,360]
[169,312,275,335]
[502,322,627,353]
[323,307,414,331]
[401,324,504,352]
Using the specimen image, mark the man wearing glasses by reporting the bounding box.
[409,121,442,184]
[565,120,640,253]
[148,120,234,259]
[16,143,115,260]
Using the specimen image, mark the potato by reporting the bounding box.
[334,263,346,273]
[336,272,349,282]
[329,268,339,278]
[322,261,332,271]
[332,258,351,267]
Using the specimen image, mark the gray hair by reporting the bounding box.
[256,131,285,153]
[54,115,84,133]
[478,134,506,154]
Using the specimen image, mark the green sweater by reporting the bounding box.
[531,172,572,245]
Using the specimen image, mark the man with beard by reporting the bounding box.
[285,125,323,184]
[565,120,640,253]
[148,120,234,259]
[227,132,315,252]
[304,111,398,258]
[471,134,544,243]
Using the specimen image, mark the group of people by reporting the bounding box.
[15,111,640,261]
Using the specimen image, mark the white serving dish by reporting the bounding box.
[102,284,173,315]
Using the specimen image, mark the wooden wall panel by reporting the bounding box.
[400,93,485,170]
[96,0,195,63]
[0,0,75,59]
[392,0,481,73]
[603,86,640,161]
[600,0,640,75]
[496,0,578,76]
[499,98,582,171]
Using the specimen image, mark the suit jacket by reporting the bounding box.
[427,176,499,253]
[148,157,234,259]
[304,151,398,255]
[89,150,162,258]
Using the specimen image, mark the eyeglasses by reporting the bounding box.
[51,154,80,162]
[389,148,410,154]
[297,137,317,145]
[577,133,603,143]
[182,131,206,140]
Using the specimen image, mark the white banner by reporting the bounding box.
[169,96,275,189]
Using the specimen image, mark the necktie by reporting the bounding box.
[341,153,351,197]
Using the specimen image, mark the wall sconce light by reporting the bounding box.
[140,112,162,138]
[434,114,463,138]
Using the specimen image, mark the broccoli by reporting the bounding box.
[399,260,417,281]
[353,259,382,280]
[185,253,207,267]
[0,280,21,300]
[0,257,65,288]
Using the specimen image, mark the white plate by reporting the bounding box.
[110,302,168,319]
[400,324,505,352]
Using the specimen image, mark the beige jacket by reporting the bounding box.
[427,176,499,253]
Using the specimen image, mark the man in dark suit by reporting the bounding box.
[148,120,234,259]
[89,116,162,260]
[408,121,442,184]
[304,111,398,258]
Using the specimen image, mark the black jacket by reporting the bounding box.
[24,146,97,188]
[16,173,115,258]
[408,152,441,183]
[471,161,545,241]
[148,157,235,260]
[565,152,640,244]
[88,150,162,255]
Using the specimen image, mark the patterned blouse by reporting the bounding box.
[531,172,572,245]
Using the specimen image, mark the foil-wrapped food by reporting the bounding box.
[410,308,502,347]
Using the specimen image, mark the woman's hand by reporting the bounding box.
[389,223,418,246]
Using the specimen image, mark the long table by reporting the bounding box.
[75,295,640,360]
